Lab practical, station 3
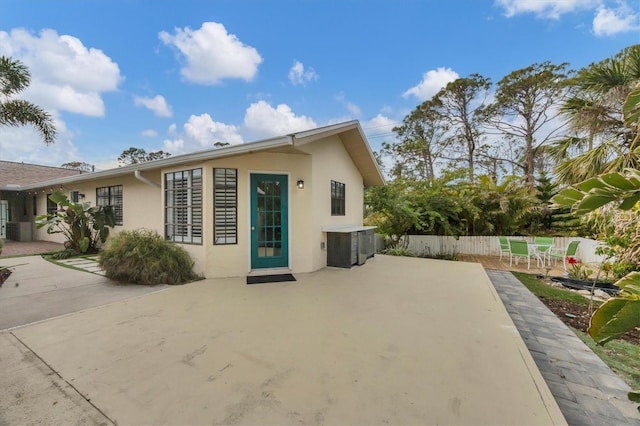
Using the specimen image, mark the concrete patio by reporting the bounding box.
[1,255,565,425]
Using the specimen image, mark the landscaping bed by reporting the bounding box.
[514,272,640,390]
[541,297,640,345]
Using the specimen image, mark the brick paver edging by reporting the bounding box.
[487,269,640,426]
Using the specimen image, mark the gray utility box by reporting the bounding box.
[6,222,32,242]
[325,226,376,268]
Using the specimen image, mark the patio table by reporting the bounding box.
[527,243,553,267]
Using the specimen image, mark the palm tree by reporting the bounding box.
[0,56,56,144]
[552,45,640,184]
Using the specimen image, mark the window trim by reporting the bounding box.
[96,185,123,226]
[213,168,238,245]
[164,168,203,245]
[46,193,57,217]
[331,180,346,216]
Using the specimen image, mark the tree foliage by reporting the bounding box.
[433,74,492,181]
[384,99,450,181]
[481,61,570,188]
[118,147,171,166]
[61,161,95,172]
[553,45,640,184]
[0,56,56,144]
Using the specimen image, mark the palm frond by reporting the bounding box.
[0,100,56,144]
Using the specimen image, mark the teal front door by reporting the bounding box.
[250,174,289,269]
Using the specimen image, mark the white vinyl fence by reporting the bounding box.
[379,235,606,264]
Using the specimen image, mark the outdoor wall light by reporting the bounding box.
[297,179,305,189]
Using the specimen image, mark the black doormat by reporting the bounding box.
[246,274,296,285]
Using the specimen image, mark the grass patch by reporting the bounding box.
[573,327,640,390]
[512,272,589,305]
[43,254,99,274]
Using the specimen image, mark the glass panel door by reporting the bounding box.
[250,174,288,269]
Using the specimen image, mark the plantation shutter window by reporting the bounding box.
[165,168,202,244]
[96,185,123,225]
[214,168,237,245]
[46,194,57,217]
[331,180,346,216]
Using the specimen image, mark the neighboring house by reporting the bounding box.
[0,161,81,240]
[5,121,384,278]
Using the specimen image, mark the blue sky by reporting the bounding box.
[0,0,638,170]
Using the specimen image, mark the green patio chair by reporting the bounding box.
[498,236,510,261]
[550,240,580,271]
[533,236,554,265]
[508,239,538,269]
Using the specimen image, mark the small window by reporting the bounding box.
[70,190,80,203]
[96,185,123,225]
[214,168,238,245]
[331,180,345,216]
[165,168,202,244]
[46,193,57,216]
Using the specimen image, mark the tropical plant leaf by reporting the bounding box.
[551,188,585,206]
[619,193,640,210]
[78,237,90,253]
[48,191,69,206]
[588,298,640,345]
[623,85,640,126]
[615,272,640,297]
[576,177,608,192]
[601,172,636,190]
[576,194,616,213]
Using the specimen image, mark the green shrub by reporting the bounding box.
[383,246,415,257]
[50,248,82,259]
[99,229,199,285]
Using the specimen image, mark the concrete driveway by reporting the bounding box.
[0,255,168,330]
[1,255,566,425]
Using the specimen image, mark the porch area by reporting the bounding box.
[2,254,566,425]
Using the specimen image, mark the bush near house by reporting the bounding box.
[99,229,198,285]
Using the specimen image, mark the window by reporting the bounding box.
[70,190,80,203]
[165,168,202,244]
[46,193,57,216]
[96,185,123,225]
[331,180,345,216]
[214,168,237,245]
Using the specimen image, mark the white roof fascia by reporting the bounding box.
[19,135,294,191]
[291,120,359,145]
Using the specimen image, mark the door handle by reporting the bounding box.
[251,226,255,231]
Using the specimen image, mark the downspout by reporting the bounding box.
[134,170,160,188]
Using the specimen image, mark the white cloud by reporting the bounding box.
[243,101,317,139]
[0,123,81,168]
[163,138,185,154]
[133,95,172,117]
[363,114,398,136]
[402,67,459,101]
[288,60,318,86]
[142,129,158,137]
[0,28,121,165]
[495,0,599,19]
[0,28,122,117]
[184,113,244,147]
[159,22,263,85]
[160,114,243,155]
[335,93,361,116]
[593,4,639,36]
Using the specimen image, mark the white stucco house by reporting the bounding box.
[1,121,384,278]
